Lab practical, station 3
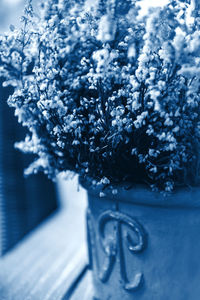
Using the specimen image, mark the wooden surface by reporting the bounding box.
[0,183,93,300]
[69,270,94,300]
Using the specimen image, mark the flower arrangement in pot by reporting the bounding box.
[0,0,200,299]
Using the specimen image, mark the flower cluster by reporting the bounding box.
[0,0,200,194]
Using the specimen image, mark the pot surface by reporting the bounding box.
[86,187,200,300]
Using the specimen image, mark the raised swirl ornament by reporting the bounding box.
[87,209,147,292]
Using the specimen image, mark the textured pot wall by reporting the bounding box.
[87,192,200,300]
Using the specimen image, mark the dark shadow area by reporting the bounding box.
[0,79,58,255]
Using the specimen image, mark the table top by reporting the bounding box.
[0,193,94,300]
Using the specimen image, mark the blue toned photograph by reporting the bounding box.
[0,0,200,299]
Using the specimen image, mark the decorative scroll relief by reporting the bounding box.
[87,209,147,292]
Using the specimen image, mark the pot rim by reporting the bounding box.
[79,176,200,209]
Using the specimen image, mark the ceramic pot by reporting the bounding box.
[84,183,200,300]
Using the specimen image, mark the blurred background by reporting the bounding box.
[0,0,89,258]
[0,0,60,256]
